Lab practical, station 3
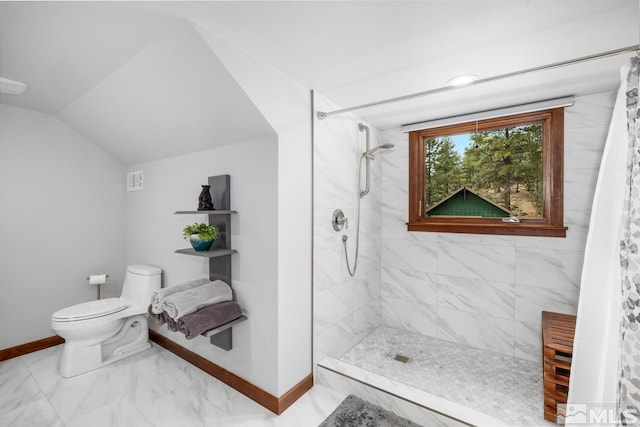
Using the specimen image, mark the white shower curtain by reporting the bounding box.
[568,57,638,418]
[618,56,640,424]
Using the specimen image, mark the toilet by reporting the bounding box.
[51,264,162,377]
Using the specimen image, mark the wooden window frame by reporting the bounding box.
[408,107,566,237]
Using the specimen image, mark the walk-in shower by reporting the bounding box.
[315,105,551,425]
[331,123,393,277]
[314,45,640,427]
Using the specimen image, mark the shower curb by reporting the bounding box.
[316,357,506,427]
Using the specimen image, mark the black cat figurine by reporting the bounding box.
[198,185,214,210]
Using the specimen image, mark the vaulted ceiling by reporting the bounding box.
[1,1,638,164]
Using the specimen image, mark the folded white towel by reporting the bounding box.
[162,280,233,320]
[150,278,210,314]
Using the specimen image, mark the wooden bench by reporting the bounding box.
[542,311,577,423]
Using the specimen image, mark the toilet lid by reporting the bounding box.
[52,298,128,322]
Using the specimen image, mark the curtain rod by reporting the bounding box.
[316,44,640,120]
[401,96,575,133]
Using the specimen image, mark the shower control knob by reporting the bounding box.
[332,209,348,231]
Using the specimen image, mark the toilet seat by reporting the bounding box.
[52,298,128,322]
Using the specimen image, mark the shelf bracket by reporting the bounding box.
[200,314,248,351]
[210,329,233,350]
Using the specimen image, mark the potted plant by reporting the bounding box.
[183,222,219,251]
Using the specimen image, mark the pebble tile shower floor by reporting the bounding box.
[340,327,552,426]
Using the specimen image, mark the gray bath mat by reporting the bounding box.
[319,395,422,427]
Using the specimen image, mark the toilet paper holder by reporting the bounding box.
[86,274,109,300]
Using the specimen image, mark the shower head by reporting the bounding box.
[363,143,394,159]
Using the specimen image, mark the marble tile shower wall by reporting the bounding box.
[379,91,616,363]
[313,94,382,367]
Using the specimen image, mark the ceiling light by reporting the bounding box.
[446,74,479,87]
[0,77,28,95]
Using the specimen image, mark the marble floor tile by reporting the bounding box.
[0,396,64,427]
[45,371,125,425]
[1,343,345,427]
[0,355,23,379]
[64,394,155,427]
[0,358,43,414]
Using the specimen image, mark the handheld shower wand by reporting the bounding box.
[342,124,394,277]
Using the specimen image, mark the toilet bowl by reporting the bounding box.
[51,264,161,377]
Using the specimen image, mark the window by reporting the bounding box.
[408,108,566,237]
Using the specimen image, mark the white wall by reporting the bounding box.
[378,91,616,362]
[313,94,382,367]
[126,137,279,394]
[194,24,313,396]
[0,104,125,349]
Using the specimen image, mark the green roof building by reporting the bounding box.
[426,187,511,218]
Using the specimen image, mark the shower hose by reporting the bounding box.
[342,154,365,277]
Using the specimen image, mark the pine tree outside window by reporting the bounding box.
[408,108,566,237]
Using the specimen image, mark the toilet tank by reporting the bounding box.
[121,264,162,308]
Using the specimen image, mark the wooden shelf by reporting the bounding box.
[174,248,237,258]
[174,210,237,215]
[201,315,248,338]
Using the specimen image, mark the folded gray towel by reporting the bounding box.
[147,305,180,331]
[164,312,179,332]
[163,280,233,320]
[177,302,243,339]
[150,278,210,314]
[147,304,166,324]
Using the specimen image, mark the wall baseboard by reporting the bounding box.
[0,336,65,362]
[276,372,314,414]
[149,330,312,414]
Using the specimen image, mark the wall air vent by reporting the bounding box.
[127,171,143,192]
